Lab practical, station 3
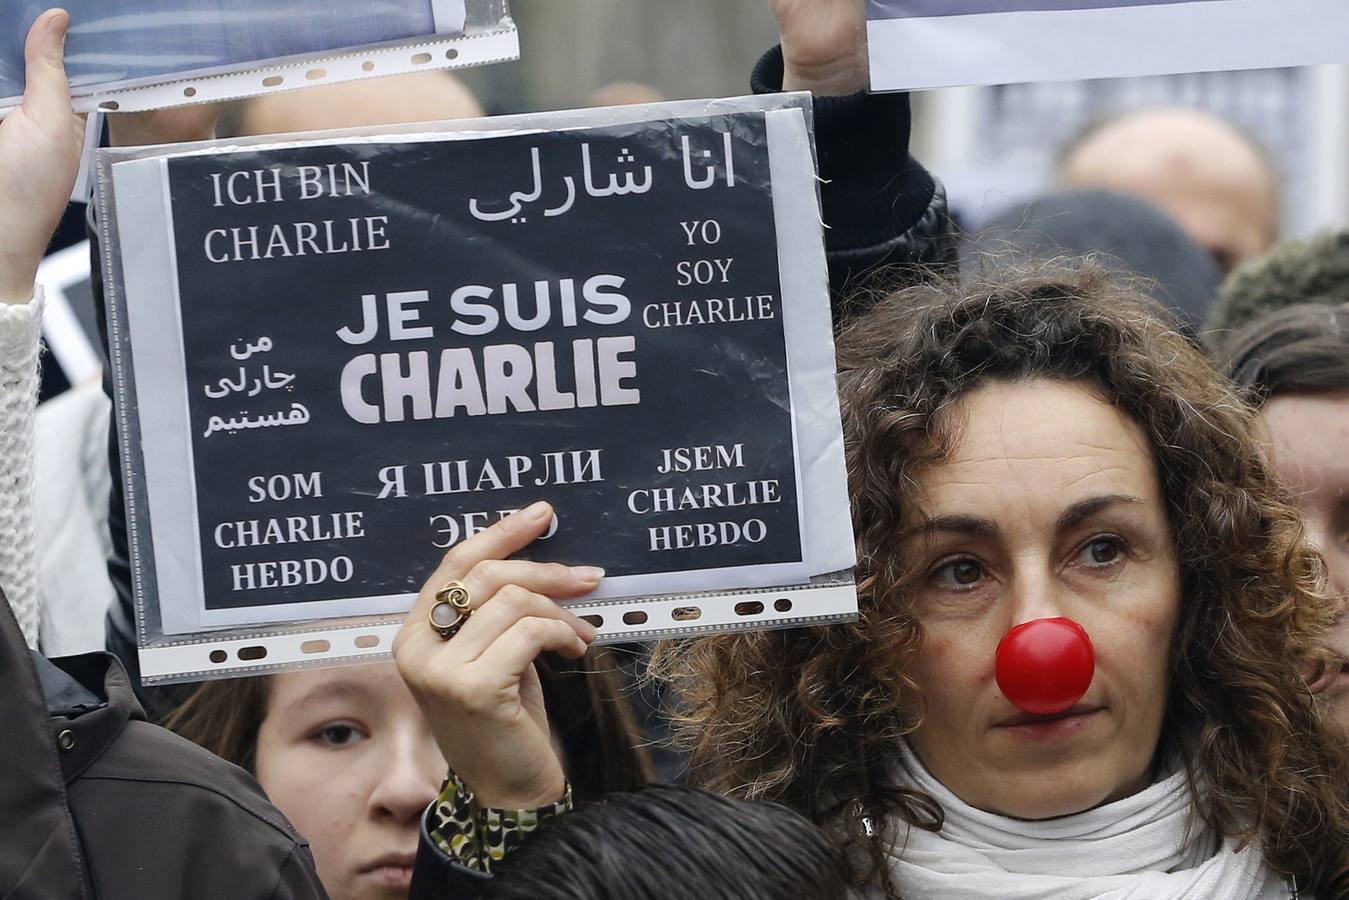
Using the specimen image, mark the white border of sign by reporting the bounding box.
[867,0,1349,92]
[137,580,858,680]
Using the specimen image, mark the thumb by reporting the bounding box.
[23,9,73,124]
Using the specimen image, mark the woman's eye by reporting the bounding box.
[312,723,365,748]
[1080,537,1123,567]
[933,558,985,588]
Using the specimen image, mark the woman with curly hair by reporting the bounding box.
[648,263,1349,898]
[396,261,1349,898]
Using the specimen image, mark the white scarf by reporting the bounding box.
[883,746,1292,900]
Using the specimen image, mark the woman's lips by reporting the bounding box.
[362,865,414,889]
[993,705,1103,738]
[359,853,417,888]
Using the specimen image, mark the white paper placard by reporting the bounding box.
[867,0,1349,92]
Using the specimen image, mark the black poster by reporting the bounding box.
[163,113,805,613]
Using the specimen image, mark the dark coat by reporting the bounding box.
[0,589,328,900]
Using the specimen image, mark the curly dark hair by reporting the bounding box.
[654,261,1349,898]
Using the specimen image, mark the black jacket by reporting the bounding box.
[0,588,329,900]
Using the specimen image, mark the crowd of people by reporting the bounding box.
[3,1,1348,898]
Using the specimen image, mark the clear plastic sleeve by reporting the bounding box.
[2,0,516,115]
[95,93,858,683]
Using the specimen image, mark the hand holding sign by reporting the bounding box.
[771,0,869,96]
[0,10,83,305]
[394,502,600,809]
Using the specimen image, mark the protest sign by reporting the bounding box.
[96,95,857,682]
[867,0,1349,92]
[1,0,516,115]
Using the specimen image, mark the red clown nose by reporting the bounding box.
[995,617,1095,716]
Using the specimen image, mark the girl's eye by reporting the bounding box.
[1080,537,1123,567]
[312,723,366,748]
[933,558,985,589]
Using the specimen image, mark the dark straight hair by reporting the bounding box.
[1217,302,1349,404]
[483,784,851,900]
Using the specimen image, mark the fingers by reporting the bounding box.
[476,617,590,679]
[23,9,73,125]
[410,501,558,618]
[448,500,556,572]
[404,499,574,626]
[463,559,602,607]
[449,585,597,661]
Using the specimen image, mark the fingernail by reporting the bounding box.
[524,500,551,521]
[48,10,69,37]
[573,566,605,583]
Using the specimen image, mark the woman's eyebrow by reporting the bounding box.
[907,514,1000,539]
[1055,494,1144,531]
[289,679,375,712]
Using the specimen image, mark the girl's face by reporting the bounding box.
[1261,391,1349,735]
[902,379,1182,819]
[255,662,446,900]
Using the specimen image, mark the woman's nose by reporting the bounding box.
[370,736,443,823]
[995,617,1096,715]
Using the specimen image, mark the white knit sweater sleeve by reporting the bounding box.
[0,289,42,649]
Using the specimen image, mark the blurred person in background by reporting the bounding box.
[585,81,666,108]
[1059,107,1280,274]
[1206,228,1349,339]
[972,188,1221,332]
[223,69,484,136]
[1219,303,1349,740]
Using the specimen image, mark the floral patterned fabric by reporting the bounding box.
[428,769,572,874]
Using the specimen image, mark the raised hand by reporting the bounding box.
[770,0,869,96]
[394,502,601,809]
[0,9,84,304]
